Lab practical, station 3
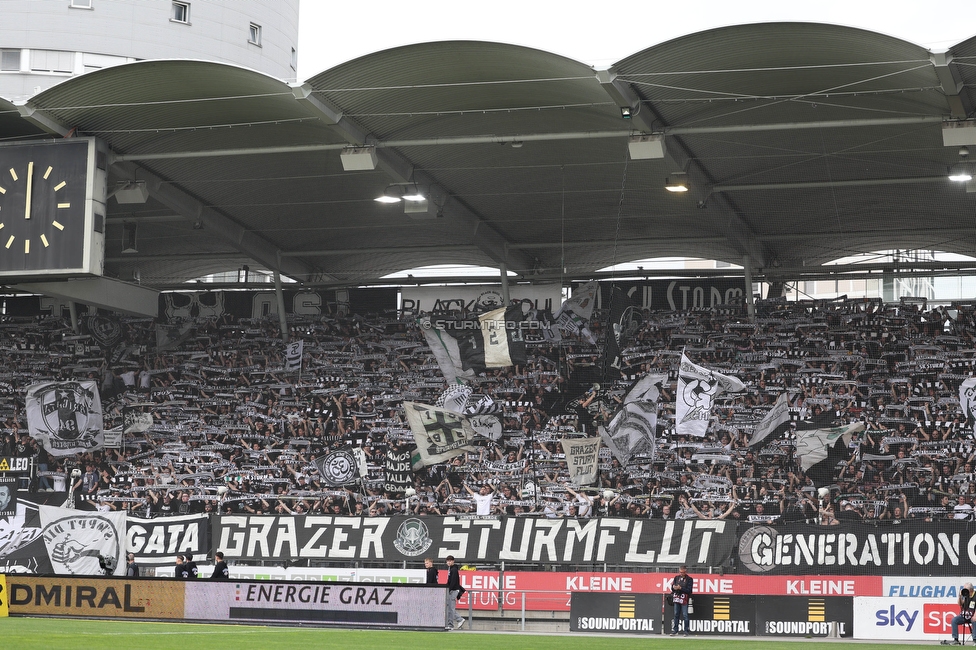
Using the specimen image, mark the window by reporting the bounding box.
[248,23,261,45]
[171,2,189,23]
[30,50,74,74]
[0,49,21,72]
[291,47,297,70]
[70,0,93,8]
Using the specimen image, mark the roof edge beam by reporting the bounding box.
[112,161,329,283]
[716,176,946,193]
[15,103,72,137]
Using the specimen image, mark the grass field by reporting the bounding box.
[0,618,945,650]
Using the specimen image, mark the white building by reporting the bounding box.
[0,0,299,101]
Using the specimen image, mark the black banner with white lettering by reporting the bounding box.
[127,513,211,565]
[736,521,976,577]
[213,515,736,566]
[588,279,746,312]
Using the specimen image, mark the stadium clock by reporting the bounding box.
[0,138,104,276]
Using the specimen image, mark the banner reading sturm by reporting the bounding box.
[737,521,976,576]
[213,515,735,566]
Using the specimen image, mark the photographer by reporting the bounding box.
[943,582,976,645]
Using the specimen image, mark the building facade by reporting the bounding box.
[0,0,299,101]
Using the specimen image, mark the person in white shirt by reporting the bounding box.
[565,486,593,518]
[463,483,497,516]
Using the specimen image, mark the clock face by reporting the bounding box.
[0,140,93,274]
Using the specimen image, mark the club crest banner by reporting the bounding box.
[39,506,125,576]
[26,381,104,456]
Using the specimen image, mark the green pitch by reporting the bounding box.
[0,618,939,649]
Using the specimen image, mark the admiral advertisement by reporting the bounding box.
[184,581,446,629]
[6,576,185,619]
[570,592,662,633]
[213,515,736,566]
[737,522,976,576]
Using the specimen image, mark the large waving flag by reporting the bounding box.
[749,391,792,447]
[601,373,667,464]
[675,352,744,437]
[555,281,598,344]
[404,402,478,466]
[795,421,865,487]
[420,305,527,383]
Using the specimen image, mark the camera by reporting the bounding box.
[97,554,116,576]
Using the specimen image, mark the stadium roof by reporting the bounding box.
[2,22,975,291]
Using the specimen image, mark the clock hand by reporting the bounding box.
[24,161,33,220]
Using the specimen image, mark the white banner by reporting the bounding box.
[560,436,601,486]
[39,505,125,576]
[26,381,104,456]
[675,352,744,437]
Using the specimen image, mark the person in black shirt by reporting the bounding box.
[445,555,465,630]
[125,553,140,577]
[425,557,438,584]
[174,555,190,579]
[210,551,229,580]
[184,554,199,579]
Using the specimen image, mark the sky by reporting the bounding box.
[296,0,975,80]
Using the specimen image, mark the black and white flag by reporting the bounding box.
[675,352,744,437]
[555,281,598,344]
[403,402,477,466]
[26,381,104,457]
[749,391,792,447]
[601,374,666,465]
[420,305,527,383]
[285,340,303,372]
[313,447,368,487]
[796,421,865,487]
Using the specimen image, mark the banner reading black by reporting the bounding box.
[213,515,735,566]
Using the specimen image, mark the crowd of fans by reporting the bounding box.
[4,293,976,526]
